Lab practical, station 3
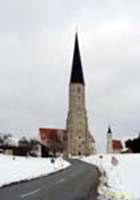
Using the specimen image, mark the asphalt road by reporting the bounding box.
[0,159,100,200]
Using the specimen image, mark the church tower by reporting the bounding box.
[107,126,113,153]
[66,33,94,156]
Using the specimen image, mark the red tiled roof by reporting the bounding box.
[39,128,65,141]
[112,140,123,150]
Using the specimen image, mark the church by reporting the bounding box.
[66,33,95,156]
[106,126,123,153]
[39,33,96,157]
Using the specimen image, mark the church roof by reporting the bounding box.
[70,33,85,85]
[112,140,123,150]
[39,128,65,141]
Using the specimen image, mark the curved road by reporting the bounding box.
[0,159,100,200]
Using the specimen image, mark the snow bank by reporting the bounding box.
[82,154,140,200]
[0,155,70,187]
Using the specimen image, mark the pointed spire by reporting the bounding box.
[70,33,85,85]
[107,126,112,134]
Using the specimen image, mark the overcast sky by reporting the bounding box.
[0,0,140,152]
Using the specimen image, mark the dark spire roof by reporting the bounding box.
[107,126,112,134]
[70,33,85,85]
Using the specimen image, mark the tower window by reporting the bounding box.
[79,136,81,139]
[78,151,81,156]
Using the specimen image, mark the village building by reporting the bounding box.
[39,128,66,157]
[112,140,123,153]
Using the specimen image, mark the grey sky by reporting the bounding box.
[0,0,140,152]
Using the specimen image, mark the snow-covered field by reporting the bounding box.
[82,154,140,200]
[0,155,70,187]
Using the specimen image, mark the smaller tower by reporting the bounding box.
[107,126,112,153]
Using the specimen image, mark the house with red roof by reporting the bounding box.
[39,128,67,156]
[112,139,123,153]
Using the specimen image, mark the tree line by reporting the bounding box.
[0,134,39,156]
[125,134,140,153]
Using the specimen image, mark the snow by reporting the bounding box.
[82,154,140,200]
[0,155,70,187]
